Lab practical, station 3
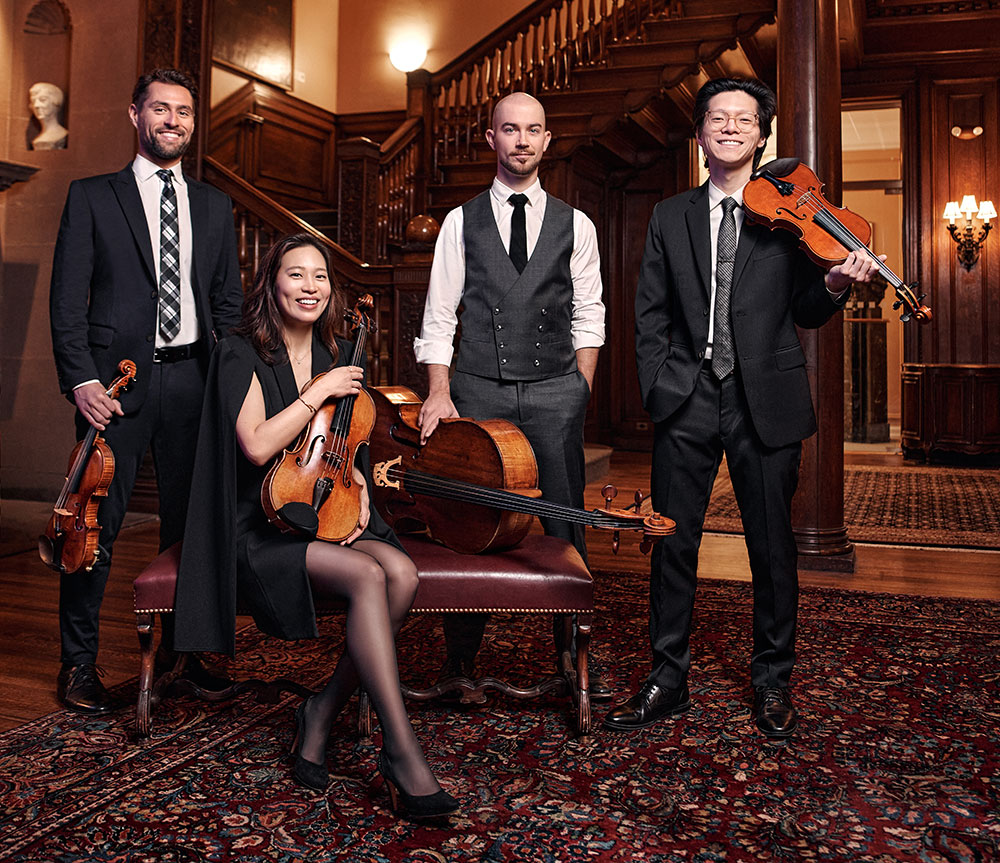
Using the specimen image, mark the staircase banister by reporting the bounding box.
[380,116,422,160]
[203,155,392,287]
[428,0,568,89]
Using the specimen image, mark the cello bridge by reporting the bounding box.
[373,456,401,489]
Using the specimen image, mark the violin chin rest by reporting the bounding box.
[752,157,800,180]
[277,502,319,538]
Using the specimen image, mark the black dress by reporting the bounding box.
[174,333,402,655]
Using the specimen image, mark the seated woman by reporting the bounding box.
[174,233,458,819]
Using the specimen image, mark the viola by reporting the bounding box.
[39,359,137,574]
[743,158,932,323]
[367,386,674,554]
[261,295,377,543]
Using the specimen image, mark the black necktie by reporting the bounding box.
[157,169,181,340]
[712,197,738,380]
[508,193,529,274]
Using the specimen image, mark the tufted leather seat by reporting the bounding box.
[134,533,594,736]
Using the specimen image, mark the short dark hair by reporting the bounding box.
[692,77,776,169]
[131,69,198,109]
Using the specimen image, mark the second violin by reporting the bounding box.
[261,295,376,542]
[743,158,931,324]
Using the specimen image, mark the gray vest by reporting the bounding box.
[455,189,576,381]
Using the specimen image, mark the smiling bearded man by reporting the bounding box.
[48,68,243,714]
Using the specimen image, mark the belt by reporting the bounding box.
[153,342,202,363]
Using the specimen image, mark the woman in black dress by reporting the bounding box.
[175,234,457,818]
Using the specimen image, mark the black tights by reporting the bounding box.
[299,539,440,796]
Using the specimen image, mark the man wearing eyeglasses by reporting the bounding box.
[604,77,878,738]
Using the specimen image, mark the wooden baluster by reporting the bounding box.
[462,71,474,161]
[575,0,586,69]
[566,0,577,87]
[586,0,597,65]
[518,31,527,92]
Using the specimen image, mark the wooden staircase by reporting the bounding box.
[422,0,775,224]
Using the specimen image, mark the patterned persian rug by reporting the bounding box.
[1,575,997,862]
[705,464,1000,548]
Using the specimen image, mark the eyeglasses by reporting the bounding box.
[703,111,759,131]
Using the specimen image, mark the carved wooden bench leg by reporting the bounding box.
[573,612,592,736]
[136,612,156,737]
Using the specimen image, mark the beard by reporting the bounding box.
[499,149,541,177]
[142,127,191,162]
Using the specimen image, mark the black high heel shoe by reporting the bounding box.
[290,697,329,791]
[377,749,459,820]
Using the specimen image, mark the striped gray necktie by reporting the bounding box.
[156,169,181,340]
[712,196,738,380]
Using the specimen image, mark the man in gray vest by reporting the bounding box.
[415,91,610,699]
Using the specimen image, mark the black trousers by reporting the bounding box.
[443,370,590,663]
[59,358,205,665]
[648,364,802,690]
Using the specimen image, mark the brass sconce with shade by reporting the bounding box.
[943,195,995,270]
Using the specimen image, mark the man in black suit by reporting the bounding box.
[604,77,878,738]
[49,69,243,713]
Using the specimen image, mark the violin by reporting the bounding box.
[261,295,377,543]
[39,359,137,574]
[743,158,932,323]
[367,386,675,554]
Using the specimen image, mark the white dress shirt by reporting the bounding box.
[133,154,199,347]
[414,177,605,367]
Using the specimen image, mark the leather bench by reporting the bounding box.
[133,533,594,736]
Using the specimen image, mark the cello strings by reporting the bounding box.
[381,465,642,530]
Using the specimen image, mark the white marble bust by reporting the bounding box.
[29,82,68,150]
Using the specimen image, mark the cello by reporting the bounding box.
[261,295,377,543]
[39,359,137,574]
[743,158,932,323]
[367,386,674,554]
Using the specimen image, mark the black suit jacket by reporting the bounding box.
[49,163,243,409]
[634,181,844,448]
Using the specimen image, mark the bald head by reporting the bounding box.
[491,92,546,129]
[486,92,551,190]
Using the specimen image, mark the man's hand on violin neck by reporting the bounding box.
[825,249,885,295]
[73,382,123,431]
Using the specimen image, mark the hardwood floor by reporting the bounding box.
[1,449,997,733]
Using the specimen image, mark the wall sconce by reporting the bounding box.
[943,195,995,270]
[389,39,427,73]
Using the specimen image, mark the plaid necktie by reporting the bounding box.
[156,169,181,340]
[508,193,529,273]
[712,197,738,380]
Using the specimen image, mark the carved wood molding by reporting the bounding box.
[0,160,39,191]
[866,0,1000,16]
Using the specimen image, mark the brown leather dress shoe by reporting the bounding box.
[753,686,798,739]
[57,663,113,715]
[588,672,614,702]
[155,648,232,693]
[602,680,690,731]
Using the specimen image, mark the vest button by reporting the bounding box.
[146,334,154,342]
[493,307,500,315]
[498,342,505,349]
[150,291,158,300]
[533,359,540,366]
[537,325,543,331]
[535,342,540,349]
[496,324,502,330]
[500,358,507,364]
[540,308,547,315]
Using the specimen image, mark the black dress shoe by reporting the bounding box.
[753,686,798,739]
[602,680,690,731]
[57,663,113,715]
